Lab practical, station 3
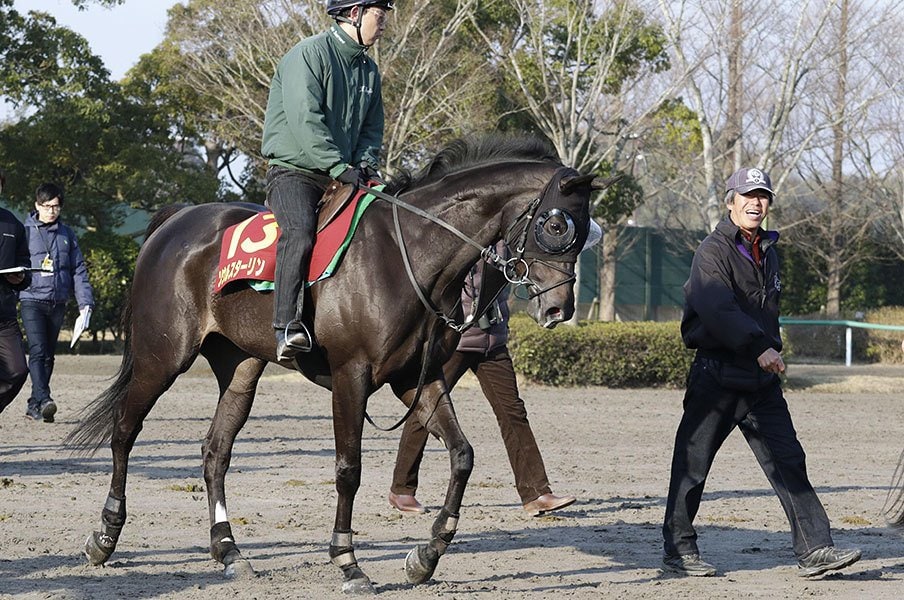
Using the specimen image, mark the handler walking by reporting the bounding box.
[661,167,861,578]
[388,250,575,517]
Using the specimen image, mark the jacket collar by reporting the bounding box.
[716,213,779,245]
[328,23,368,60]
[26,211,60,230]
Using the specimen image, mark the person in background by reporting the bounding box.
[388,243,577,517]
[661,167,861,578]
[0,169,31,416]
[261,0,392,361]
[20,183,94,423]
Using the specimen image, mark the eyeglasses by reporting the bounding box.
[366,6,388,24]
[38,204,62,212]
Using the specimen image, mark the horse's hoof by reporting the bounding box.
[405,545,437,584]
[341,575,375,595]
[223,558,256,580]
[84,532,114,566]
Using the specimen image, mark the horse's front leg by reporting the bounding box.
[397,382,473,585]
[329,371,375,594]
[203,353,266,580]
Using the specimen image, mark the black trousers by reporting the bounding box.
[266,166,324,330]
[662,356,833,559]
[390,347,552,504]
[0,319,28,414]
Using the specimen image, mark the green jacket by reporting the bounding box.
[261,24,384,179]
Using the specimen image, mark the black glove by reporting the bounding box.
[358,162,383,185]
[336,166,362,185]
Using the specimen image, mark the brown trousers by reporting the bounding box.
[390,347,552,504]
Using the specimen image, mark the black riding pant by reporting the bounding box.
[266,166,324,330]
[662,356,833,559]
[0,319,27,414]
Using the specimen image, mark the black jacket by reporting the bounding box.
[0,207,31,323]
[680,214,781,365]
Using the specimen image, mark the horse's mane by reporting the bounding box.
[385,134,560,195]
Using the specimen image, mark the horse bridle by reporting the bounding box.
[359,176,580,332]
[358,175,580,433]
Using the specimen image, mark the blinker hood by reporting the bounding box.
[512,166,591,261]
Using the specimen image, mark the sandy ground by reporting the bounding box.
[1,356,904,599]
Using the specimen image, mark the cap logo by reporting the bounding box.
[746,169,766,185]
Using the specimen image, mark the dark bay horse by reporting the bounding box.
[67,135,609,593]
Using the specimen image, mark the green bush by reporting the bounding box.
[79,231,140,348]
[508,314,693,387]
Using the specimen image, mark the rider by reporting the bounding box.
[261,0,393,361]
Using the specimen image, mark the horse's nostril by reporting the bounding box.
[543,307,564,328]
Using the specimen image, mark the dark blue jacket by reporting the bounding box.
[0,207,31,322]
[21,213,94,308]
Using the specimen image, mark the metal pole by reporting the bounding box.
[845,327,852,367]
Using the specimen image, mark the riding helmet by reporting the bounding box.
[327,0,395,15]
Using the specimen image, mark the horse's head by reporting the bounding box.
[503,168,616,328]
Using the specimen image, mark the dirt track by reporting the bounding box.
[1,356,903,599]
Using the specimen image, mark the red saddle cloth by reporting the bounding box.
[213,185,379,294]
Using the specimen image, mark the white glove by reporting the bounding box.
[80,306,92,330]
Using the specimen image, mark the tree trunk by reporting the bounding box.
[725,0,744,172]
[597,224,618,321]
[826,0,848,317]
[826,257,842,316]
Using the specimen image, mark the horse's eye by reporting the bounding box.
[545,216,567,236]
[534,208,577,254]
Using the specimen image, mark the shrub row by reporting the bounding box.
[507,315,694,387]
[508,305,904,389]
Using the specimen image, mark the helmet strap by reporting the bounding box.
[334,6,369,47]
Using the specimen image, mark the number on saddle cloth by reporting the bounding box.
[213,183,383,294]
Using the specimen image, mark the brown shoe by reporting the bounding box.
[388,492,427,514]
[523,493,576,516]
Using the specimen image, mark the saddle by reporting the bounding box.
[213,182,378,293]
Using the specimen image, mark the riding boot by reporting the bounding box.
[276,323,312,361]
[267,165,322,361]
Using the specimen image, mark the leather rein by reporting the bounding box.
[359,176,577,432]
[361,181,577,333]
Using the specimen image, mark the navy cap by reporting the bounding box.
[725,167,773,196]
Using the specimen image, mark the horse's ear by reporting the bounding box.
[590,174,624,191]
[558,174,596,194]
[559,173,624,194]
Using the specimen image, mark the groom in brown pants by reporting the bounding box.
[388,258,574,516]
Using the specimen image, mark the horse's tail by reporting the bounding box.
[65,272,136,457]
[883,448,904,526]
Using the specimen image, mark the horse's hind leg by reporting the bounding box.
[201,342,266,580]
[84,353,190,566]
[397,383,473,585]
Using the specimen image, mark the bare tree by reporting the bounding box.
[653,0,838,232]
[471,0,679,321]
[779,0,903,315]
[159,0,489,180]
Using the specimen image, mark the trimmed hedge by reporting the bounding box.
[508,314,693,387]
